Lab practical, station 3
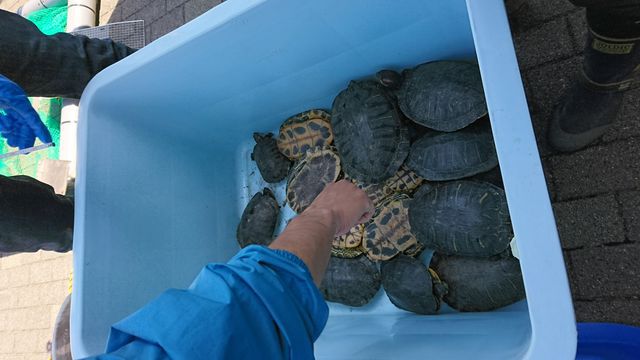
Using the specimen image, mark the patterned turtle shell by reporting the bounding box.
[331,80,409,183]
[286,147,341,213]
[236,188,279,248]
[333,224,365,249]
[353,165,424,207]
[363,193,417,261]
[409,181,513,257]
[331,245,366,259]
[378,61,487,132]
[406,120,498,181]
[320,255,381,307]
[381,254,447,315]
[277,109,334,160]
[251,132,291,183]
[435,252,525,312]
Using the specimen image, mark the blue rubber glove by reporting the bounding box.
[0,74,52,149]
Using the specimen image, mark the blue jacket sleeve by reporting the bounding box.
[84,245,329,360]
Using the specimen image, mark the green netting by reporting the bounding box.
[26,5,68,35]
[0,6,67,176]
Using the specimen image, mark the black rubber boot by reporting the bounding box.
[549,29,640,152]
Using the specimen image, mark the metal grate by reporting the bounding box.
[72,20,145,49]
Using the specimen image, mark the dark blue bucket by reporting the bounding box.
[577,323,640,359]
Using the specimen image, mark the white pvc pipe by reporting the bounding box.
[17,0,67,17]
[60,0,98,178]
[66,0,97,32]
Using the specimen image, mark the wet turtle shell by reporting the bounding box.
[251,132,292,183]
[364,194,417,261]
[236,188,279,247]
[409,181,512,257]
[469,166,504,189]
[277,109,334,160]
[377,61,487,132]
[286,147,341,213]
[406,120,498,181]
[435,253,525,312]
[320,255,381,307]
[381,254,447,315]
[333,224,364,249]
[331,80,410,183]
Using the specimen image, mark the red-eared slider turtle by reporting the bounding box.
[364,194,417,261]
[320,255,381,307]
[353,165,424,207]
[409,181,512,257]
[381,255,447,315]
[331,80,409,183]
[277,109,334,160]
[435,253,525,312]
[377,61,487,132]
[236,188,279,247]
[406,120,498,181]
[331,246,366,259]
[333,224,364,249]
[286,147,341,213]
[251,132,291,183]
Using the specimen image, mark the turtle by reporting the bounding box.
[352,165,424,207]
[380,254,447,315]
[409,180,512,257]
[277,109,334,160]
[320,255,381,307]
[286,147,341,213]
[251,132,292,183]
[236,188,279,248]
[435,252,526,312]
[363,193,418,261]
[331,80,410,183]
[333,224,364,249]
[377,61,487,132]
[331,246,366,259]
[406,120,498,181]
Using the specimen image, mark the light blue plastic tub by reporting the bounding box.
[71,0,577,358]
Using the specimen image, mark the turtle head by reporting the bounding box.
[252,132,273,143]
[376,69,403,90]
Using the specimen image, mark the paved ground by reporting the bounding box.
[0,0,638,359]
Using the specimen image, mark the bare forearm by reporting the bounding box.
[269,208,337,286]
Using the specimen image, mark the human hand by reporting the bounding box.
[305,180,374,236]
[0,75,52,149]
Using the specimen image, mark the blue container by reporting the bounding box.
[71,0,577,358]
[577,323,640,360]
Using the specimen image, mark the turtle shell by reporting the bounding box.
[331,246,366,259]
[381,254,445,315]
[320,255,381,307]
[236,188,279,247]
[409,181,512,257]
[331,80,410,183]
[333,224,364,249]
[385,165,424,194]
[352,165,424,207]
[286,147,341,213]
[435,253,525,312]
[364,194,417,261]
[277,109,334,160]
[387,61,487,132]
[406,120,498,181]
[251,132,291,183]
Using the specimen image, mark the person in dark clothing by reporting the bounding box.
[0,8,135,253]
[549,0,640,152]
